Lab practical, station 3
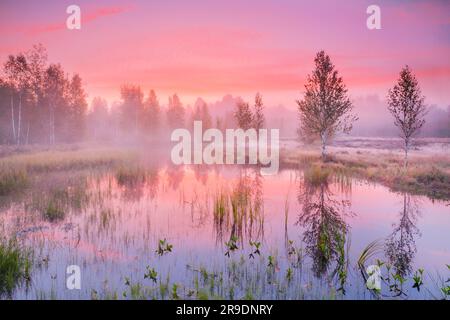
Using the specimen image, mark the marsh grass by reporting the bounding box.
[393,166,450,199]
[72,250,448,300]
[213,179,264,243]
[214,189,229,228]
[0,147,135,203]
[282,149,450,200]
[0,238,32,297]
[303,164,331,186]
[115,166,148,187]
[29,181,90,222]
[99,208,114,230]
[43,198,66,222]
[0,169,28,196]
[0,148,135,174]
[357,240,383,271]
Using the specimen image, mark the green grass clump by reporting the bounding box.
[303,164,330,186]
[0,169,28,196]
[0,238,32,297]
[43,198,66,222]
[212,176,264,243]
[213,190,229,230]
[30,183,90,222]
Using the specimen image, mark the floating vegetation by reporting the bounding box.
[286,267,293,282]
[267,255,275,268]
[224,236,239,257]
[412,268,424,291]
[156,239,173,256]
[356,240,450,299]
[144,267,158,283]
[171,283,179,300]
[249,241,261,259]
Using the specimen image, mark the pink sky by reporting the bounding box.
[0,0,449,108]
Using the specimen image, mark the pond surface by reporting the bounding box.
[1,164,449,299]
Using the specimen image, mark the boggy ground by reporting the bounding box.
[280,137,450,201]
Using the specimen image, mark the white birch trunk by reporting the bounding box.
[17,93,22,145]
[404,139,409,170]
[11,95,16,143]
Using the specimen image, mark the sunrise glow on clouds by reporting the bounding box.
[0,0,449,108]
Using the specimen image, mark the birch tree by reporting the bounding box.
[3,54,30,144]
[387,66,427,169]
[297,51,357,160]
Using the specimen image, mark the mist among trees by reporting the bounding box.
[1,45,449,146]
[0,44,87,144]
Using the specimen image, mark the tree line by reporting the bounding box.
[87,86,217,142]
[0,45,441,168]
[0,44,87,144]
[0,44,219,144]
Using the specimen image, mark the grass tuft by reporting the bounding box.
[115,166,147,187]
[0,169,28,196]
[0,238,32,297]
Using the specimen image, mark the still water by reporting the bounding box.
[1,164,449,299]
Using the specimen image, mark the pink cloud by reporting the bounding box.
[0,1,448,107]
[83,5,133,24]
[388,1,450,26]
[3,5,132,36]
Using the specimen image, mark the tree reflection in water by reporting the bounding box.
[296,168,352,287]
[166,164,184,190]
[385,193,420,277]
